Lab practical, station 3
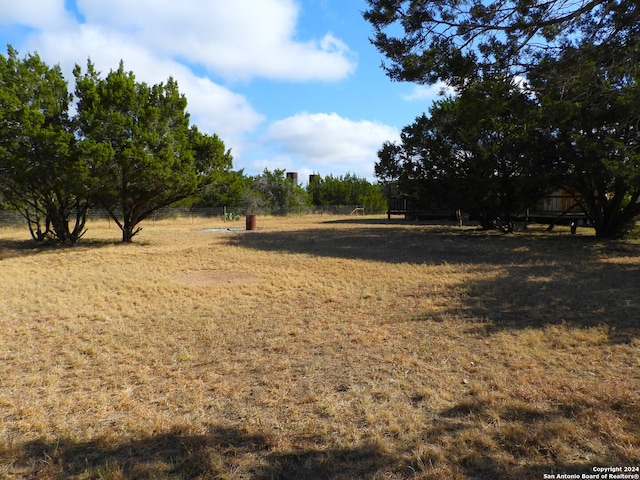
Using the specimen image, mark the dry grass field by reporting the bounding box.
[0,214,638,479]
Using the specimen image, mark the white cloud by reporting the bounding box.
[402,82,455,102]
[264,112,400,179]
[245,154,297,177]
[72,0,356,82]
[0,0,73,30]
[180,76,266,150]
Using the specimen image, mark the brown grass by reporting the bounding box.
[0,215,638,479]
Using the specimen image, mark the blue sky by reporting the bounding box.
[0,0,447,182]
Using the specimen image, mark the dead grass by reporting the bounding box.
[0,215,638,479]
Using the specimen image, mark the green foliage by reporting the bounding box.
[191,170,252,208]
[363,0,636,86]
[377,78,562,231]
[74,60,232,242]
[224,212,241,221]
[189,125,234,190]
[531,43,640,238]
[1,49,234,243]
[246,168,312,215]
[307,173,387,213]
[0,46,89,243]
[365,0,640,238]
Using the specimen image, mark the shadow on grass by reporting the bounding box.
[409,395,640,479]
[227,224,627,266]
[228,226,640,340]
[7,426,393,479]
[0,237,121,260]
[321,216,462,226]
[229,225,469,264]
[456,257,640,342]
[8,416,637,479]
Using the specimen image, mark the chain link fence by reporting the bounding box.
[0,210,23,227]
[0,205,375,228]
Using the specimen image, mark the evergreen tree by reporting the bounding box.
[0,47,89,243]
[74,61,232,242]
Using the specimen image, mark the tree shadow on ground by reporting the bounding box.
[407,393,640,479]
[5,425,394,479]
[229,224,627,266]
[255,224,490,264]
[228,226,640,340]
[0,237,117,260]
[322,217,462,226]
[456,255,640,342]
[7,417,637,479]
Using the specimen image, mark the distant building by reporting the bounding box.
[528,189,588,225]
[286,172,298,185]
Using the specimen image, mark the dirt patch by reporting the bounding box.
[174,270,263,286]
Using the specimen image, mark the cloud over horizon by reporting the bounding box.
[264,112,400,178]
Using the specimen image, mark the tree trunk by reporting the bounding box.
[592,213,637,238]
[121,211,142,242]
[587,192,640,239]
[44,198,89,244]
[122,215,134,243]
